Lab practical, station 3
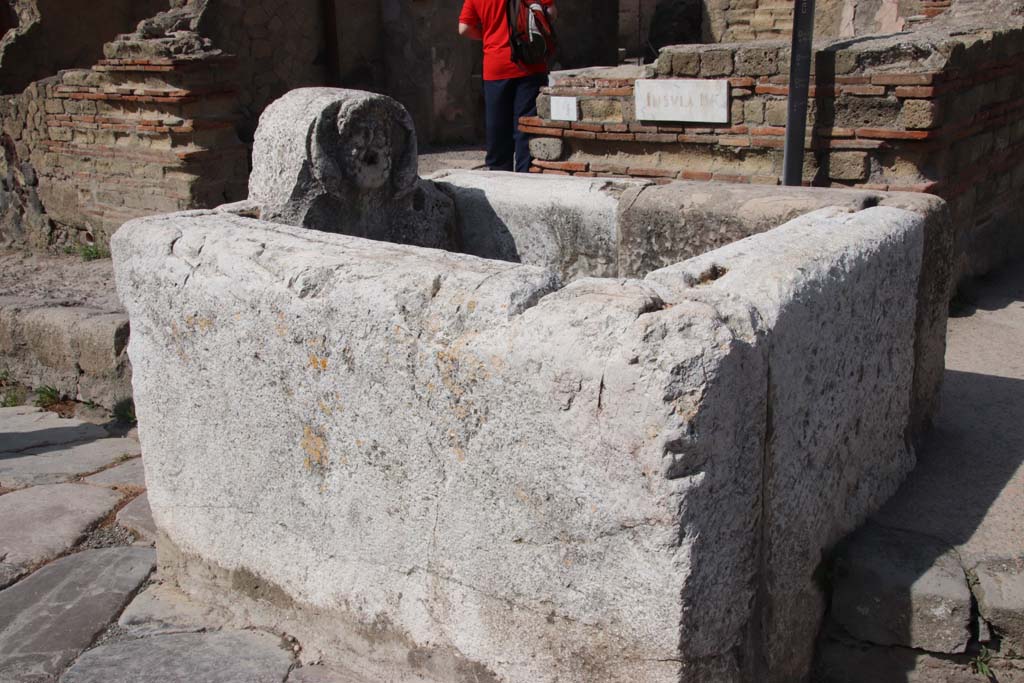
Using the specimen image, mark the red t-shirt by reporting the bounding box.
[459,0,553,81]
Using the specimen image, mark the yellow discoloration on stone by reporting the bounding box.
[309,354,329,372]
[318,400,334,416]
[184,314,214,333]
[466,300,477,313]
[514,489,530,503]
[301,425,328,473]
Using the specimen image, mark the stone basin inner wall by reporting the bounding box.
[113,169,952,682]
[523,16,1024,285]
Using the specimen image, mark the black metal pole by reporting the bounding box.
[782,0,816,186]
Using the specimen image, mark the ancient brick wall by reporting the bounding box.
[0,0,172,94]
[520,24,1024,283]
[0,6,248,249]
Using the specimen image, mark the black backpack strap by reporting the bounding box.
[507,0,524,64]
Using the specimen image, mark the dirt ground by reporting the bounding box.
[0,249,121,312]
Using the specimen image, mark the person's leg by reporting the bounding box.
[483,79,515,171]
[512,73,546,172]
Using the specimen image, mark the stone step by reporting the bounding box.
[0,302,130,410]
[0,547,155,682]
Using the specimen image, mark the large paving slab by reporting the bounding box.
[288,665,374,683]
[869,263,1024,567]
[0,483,123,586]
[119,582,231,636]
[83,455,145,489]
[0,438,141,489]
[115,493,156,545]
[0,547,155,683]
[0,409,108,453]
[60,630,294,683]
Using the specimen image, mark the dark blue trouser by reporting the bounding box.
[483,73,546,173]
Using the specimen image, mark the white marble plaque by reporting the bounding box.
[549,96,579,122]
[634,79,730,123]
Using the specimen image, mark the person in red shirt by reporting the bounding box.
[459,0,557,172]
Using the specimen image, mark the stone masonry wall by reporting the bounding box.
[0,6,247,249]
[196,0,329,144]
[521,23,1024,283]
[0,0,171,94]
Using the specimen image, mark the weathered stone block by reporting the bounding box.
[700,49,735,77]
[975,559,1024,652]
[527,136,564,161]
[828,151,869,181]
[830,523,972,653]
[900,98,940,130]
[113,194,930,683]
[432,169,641,281]
[744,98,765,124]
[580,97,624,122]
[648,206,925,680]
[765,98,788,126]
[672,50,701,76]
[0,303,131,409]
[735,45,782,76]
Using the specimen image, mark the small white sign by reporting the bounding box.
[634,79,730,123]
[549,96,579,122]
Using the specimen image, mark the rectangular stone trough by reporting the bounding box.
[112,173,952,683]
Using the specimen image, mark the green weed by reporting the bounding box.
[63,243,108,261]
[113,398,136,425]
[33,385,62,408]
[79,244,108,261]
[971,646,994,679]
[2,388,26,408]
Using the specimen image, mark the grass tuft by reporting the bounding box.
[33,385,62,408]
[63,243,109,261]
[113,398,137,425]
[2,388,26,408]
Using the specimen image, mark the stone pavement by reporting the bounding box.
[0,407,356,682]
[815,260,1024,682]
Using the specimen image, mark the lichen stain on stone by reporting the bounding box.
[184,314,215,333]
[274,311,288,337]
[301,424,329,474]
